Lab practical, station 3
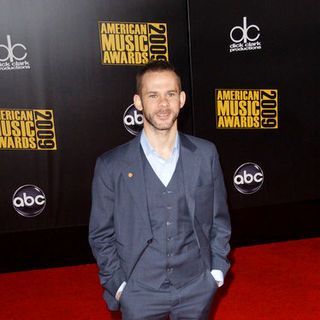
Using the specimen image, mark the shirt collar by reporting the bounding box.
[140,129,180,159]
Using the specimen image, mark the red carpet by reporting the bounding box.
[1,238,319,319]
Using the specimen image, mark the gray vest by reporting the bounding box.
[130,149,205,289]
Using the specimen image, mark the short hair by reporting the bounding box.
[136,60,181,94]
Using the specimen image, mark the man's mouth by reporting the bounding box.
[156,111,170,119]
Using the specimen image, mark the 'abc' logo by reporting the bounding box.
[0,35,27,63]
[230,17,260,44]
[12,185,46,217]
[123,104,143,136]
[233,162,264,194]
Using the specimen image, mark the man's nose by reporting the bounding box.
[159,96,169,106]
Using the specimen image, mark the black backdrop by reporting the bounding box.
[0,0,319,272]
[188,0,319,245]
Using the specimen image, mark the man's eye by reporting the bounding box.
[168,93,175,97]
[150,94,157,98]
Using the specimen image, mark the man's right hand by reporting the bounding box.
[116,291,122,301]
[115,281,127,300]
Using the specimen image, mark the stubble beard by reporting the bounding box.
[143,108,179,131]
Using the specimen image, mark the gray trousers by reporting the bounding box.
[119,270,218,320]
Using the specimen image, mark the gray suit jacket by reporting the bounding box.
[89,133,231,311]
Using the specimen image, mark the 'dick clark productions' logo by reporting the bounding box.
[229,17,262,52]
[98,21,169,65]
[123,104,143,135]
[0,35,31,71]
[0,109,57,150]
[233,163,264,194]
[215,89,278,129]
[12,185,46,217]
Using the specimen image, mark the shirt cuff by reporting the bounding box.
[210,269,224,287]
[115,281,127,298]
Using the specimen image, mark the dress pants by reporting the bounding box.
[119,270,218,320]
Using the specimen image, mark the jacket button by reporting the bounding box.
[147,239,152,244]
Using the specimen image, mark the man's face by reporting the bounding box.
[134,70,186,133]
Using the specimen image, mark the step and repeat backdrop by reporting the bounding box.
[189,1,319,208]
[189,0,319,243]
[0,0,192,234]
[0,1,319,246]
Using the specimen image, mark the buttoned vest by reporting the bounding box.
[129,149,205,288]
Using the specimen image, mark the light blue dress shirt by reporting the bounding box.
[140,129,179,187]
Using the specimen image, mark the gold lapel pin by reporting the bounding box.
[128,172,133,178]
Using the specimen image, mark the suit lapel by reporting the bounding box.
[121,135,152,239]
[180,133,201,219]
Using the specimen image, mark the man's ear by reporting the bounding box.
[133,94,143,111]
[179,91,186,109]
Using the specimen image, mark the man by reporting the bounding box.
[89,60,231,320]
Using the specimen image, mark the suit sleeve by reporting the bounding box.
[210,146,231,276]
[88,157,126,297]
